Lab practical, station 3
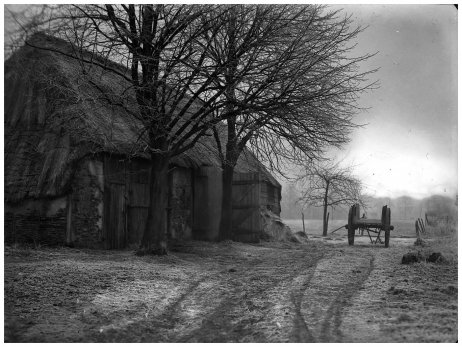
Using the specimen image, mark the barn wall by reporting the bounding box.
[4,157,104,247]
[265,183,282,216]
[170,167,193,239]
[69,157,104,248]
[274,186,282,216]
[103,154,196,247]
[5,153,280,248]
[192,166,222,241]
[4,197,67,245]
[255,181,281,216]
[205,167,223,240]
[260,182,268,206]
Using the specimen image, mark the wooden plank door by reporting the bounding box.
[232,172,261,243]
[104,183,126,249]
[128,182,150,246]
[192,174,208,240]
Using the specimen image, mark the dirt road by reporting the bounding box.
[4,237,458,343]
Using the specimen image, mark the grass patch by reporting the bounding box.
[5,243,38,257]
[410,219,458,265]
[425,219,457,238]
[424,220,457,265]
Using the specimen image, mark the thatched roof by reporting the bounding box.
[4,33,280,203]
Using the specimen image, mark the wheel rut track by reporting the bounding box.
[318,253,375,342]
[289,254,324,343]
[174,250,323,343]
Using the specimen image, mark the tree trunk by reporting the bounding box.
[219,162,235,241]
[218,7,239,242]
[322,180,330,236]
[325,212,330,235]
[140,151,169,255]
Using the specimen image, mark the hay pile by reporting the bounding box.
[260,207,301,243]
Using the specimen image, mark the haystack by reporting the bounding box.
[260,207,300,243]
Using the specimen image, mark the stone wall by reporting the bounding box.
[69,157,104,248]
[4,206,67,246]
[170,167,193,239]
[4,157,104,248]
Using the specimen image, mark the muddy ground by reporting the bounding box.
[4,235,458,343]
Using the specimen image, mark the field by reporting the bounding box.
[4,218,458,343]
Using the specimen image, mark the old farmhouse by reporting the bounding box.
[4,33,282,248]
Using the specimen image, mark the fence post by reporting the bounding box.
[415,220,421,239]
[302,212,305,234]
[418,218,425,234]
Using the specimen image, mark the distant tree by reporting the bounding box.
[281,184,304,219]
[397,196,414,220]
[297,159,366,236]
[199,5,378,240]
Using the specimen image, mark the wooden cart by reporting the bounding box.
[345,204,394,247]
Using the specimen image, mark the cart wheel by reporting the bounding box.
[381,205,387,225]
[384,208,391,248]
[348,205,355,246]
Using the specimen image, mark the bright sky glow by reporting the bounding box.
[322,4,458,199]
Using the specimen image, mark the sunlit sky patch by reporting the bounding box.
[315,4,458,199]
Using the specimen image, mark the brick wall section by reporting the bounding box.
[4,209,66,246]
[170,167,193,239]
[70,158,104,248]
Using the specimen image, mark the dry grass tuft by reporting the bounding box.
[417,219,458,265]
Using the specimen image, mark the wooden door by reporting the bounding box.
[104,183,126,249]
[192,174,208,240]
[128,182,150,246]
[232,172,261,243]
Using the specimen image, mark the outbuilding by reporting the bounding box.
[4,33,281,248]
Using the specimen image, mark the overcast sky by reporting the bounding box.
[317,4,458,199]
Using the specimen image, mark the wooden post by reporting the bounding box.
[415,220,420,239]
[418,218,425,234]
[425,213,428,226]
[302,212,305,233]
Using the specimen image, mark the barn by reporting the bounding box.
[4,33,282,248]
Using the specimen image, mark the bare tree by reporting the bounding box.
[8,4,246,254]
[198,5,378,240]
[297,159,366,236]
